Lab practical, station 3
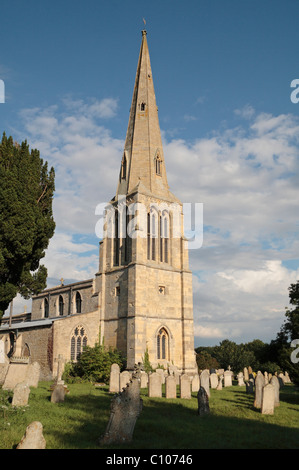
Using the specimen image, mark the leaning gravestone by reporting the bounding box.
[270,375,280,407]
[197,386,210,416]
[165,375,177,399]
[261,383,275,415]
[16,421,46,449]
[180,374,191,399]
[99,377,143,445]
[12,381,30,407]
[109,363,120,393]
[200,370,210,398]
[148,372,162,398]
[210,373,218,389]
[140,371,148,388]
[254,373,265,408]
[51,384,67,403]
[2,363,29,390]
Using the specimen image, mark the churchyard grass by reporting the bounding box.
[0,381,298,449]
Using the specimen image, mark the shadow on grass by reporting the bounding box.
[30,383,299,450]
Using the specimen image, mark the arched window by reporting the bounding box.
[155,155,162,175]
[70,325,88,361]
[147,207,158,261]
[160,211,169,263]
[157,328,169,360]
[121,155,127,180]
[59,295,64,316]
[44,298,49,318]
[75,292,82,313]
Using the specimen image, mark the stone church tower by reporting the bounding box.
[95,30,197,374]
[0,30,197,379]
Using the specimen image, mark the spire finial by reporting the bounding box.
[142,18,147,35]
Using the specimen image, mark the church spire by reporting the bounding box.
[116,30,171,200]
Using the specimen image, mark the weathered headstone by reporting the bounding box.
[245,379,254,394]
[148,372,162,398]
[216,375,223,390]
[197,386,210,416]
[200,370,210,398]
[140,371,148,388]
[25,362,41,388]
[156,368,166,384]
[261,383,275,415]
[165,375,177,399]
[12,381,30,407]
[270,375,280,407]
[109,363,120,393]
[224,370,232,387]
[2,363,29,390]
[254,373,265,408]
[0,339,7,364]
[180,374,191,399]
[99,377,143,445]
[0,363,9,386]
[120,370,131,391]
[243,367,249,381]
[237,372,245,386]
[264,371,269,385]
[16,421,46,449]
[191,374,200,392]
[210,373,218,389]
[51,384,67,403]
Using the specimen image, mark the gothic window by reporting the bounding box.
[121,155,127,180]
[157,328,169,360]
[75,292,82,314]
[44,298,49,318]
[114,209,120,266]
[155,154,162,175]
[160,211,169,263]
[70,325,88,361]
[59,295,64,316]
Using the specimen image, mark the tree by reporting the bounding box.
[272,281,299,385]
[0,133,55,320]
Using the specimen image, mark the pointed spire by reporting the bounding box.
[116,31,172,200]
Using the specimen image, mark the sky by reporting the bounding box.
[1,0,299,348]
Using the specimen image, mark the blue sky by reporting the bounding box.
[1,0,299,347]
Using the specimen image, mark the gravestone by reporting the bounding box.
[0,339,7,364]
[140,371,148,388]
[261,383,275,415]
[165,375,177,399]
[16,421,46,449]
[264,371,269,385]
[26,362,40,388]
[245,379,254,394]
[12,381,30,407]
[197,386,210,416]
[180,374,191,399]
[148,372,162,398]
[210,373,218,389]
[51,384,67,403]
[120,371,131,391]
[191,374,200,392]
[224,371,232,387]
[216,375,223,390]
[248,366,253,375]
[2,363,29,390]
[237,372,245,386]
[270,375,280,407]
[99,377,143,445]
[0,364,9,386]
[109,363,120,393]
[284,371,291,383]
[243,367,249,381]
[200,370,210,398]
[254,373,265,408]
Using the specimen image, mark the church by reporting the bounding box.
[0,30,198,380]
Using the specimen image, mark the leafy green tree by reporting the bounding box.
[195,349,219,371]
[0,133,55,320]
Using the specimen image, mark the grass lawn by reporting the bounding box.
[0,381,298,449]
